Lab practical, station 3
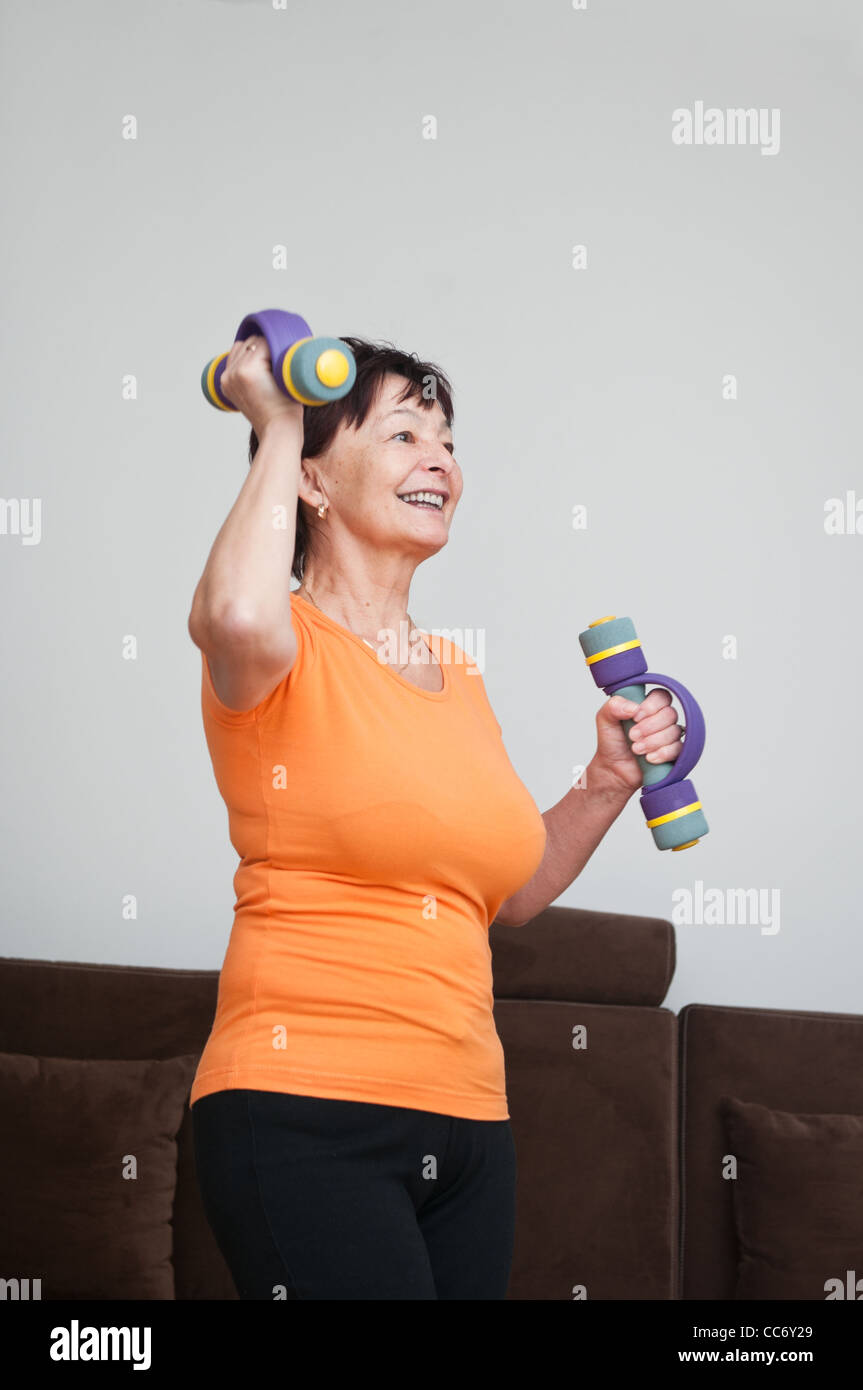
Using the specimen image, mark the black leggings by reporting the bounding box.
[191,1088,517,1300]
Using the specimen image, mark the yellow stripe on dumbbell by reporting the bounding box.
[281,337,325,406]
[588,616,617,628]
[207,353,235,410]
[585,639,642,665]
[671,840,700,851]
[645,801,702,828]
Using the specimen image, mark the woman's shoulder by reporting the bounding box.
[199,596,318,731]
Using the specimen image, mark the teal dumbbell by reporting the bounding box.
[201,308,356,410]
[578,615,709,851]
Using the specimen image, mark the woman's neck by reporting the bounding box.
[295,576,414,643]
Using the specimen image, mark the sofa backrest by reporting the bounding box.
[491,905,675,1005]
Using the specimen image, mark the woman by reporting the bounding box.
[188,331,682,1300]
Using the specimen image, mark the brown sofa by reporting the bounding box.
[2,904,862,1300]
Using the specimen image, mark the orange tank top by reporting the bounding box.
[189,591,547,1120]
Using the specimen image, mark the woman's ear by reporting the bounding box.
[297,459,323,511]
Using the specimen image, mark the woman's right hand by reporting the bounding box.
[220,334,304,438]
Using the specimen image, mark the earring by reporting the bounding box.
[317,502,328,519]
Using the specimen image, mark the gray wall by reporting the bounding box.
[1,0,861,1016]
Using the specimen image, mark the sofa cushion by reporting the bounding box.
[0,1051,198,1299]
[678,1004,863,1298]
[0,957,239,1299]
[721,1096,863,1300]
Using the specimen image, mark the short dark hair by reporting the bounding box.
[248,336,456,583]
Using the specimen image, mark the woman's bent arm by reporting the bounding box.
[188,414,303,710]
[189,414,303,634]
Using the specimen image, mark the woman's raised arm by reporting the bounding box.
[188,337,304,711]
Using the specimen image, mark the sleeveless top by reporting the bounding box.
[189,591,547,1120]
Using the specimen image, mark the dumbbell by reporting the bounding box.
[201,309,356,410]
[578,615,709,851]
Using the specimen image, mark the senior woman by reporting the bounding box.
[188,331,682,1301]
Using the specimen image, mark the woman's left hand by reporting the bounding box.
[592,688,684,796]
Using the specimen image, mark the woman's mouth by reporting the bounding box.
[397,491,445,510]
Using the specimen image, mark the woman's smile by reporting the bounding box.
[397,489,448,511]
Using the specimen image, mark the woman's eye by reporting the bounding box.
[393,430,455,456]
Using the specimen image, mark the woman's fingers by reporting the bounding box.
[639,737,684,763]
[225,334,268,372]
[628,702,677,742]
[632,688,671,721]
[630,703,683,757]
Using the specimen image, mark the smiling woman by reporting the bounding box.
[185,325,660,1302]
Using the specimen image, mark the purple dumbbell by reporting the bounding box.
[202,309,356,410]
[578,615,709,851]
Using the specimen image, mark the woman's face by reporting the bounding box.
[305,372,462,560]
